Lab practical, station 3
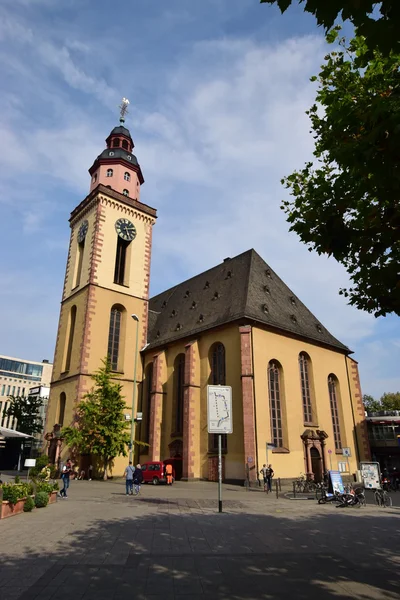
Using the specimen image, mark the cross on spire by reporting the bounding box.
[119,97,130,123]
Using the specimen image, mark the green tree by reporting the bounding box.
[281,30,400,317]
[3,394,44,471]
[3,395,43,436]
[363,392,400,411]
[380,392,400,410]
[363,394,381,412]
[62,359,141,480]
[260,1,400,57]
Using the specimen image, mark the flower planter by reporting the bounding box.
[0,497,27,519]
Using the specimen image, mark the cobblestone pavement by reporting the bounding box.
[1,479,399,599]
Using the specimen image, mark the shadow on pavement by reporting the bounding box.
[1,506,399,600]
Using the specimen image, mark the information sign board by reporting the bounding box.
[207,385,233,434]
[360,462,381,490]
[342,447,351,457]
[329,470,344,494]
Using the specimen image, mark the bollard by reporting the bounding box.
[276,480,279,499]
[278,477,281,492]
[293,480,296,498]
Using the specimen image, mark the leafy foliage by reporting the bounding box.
[363,392,400,411]
[23,496,35,512]
[36,481,55,495]
[260,0,400,57]
[3,395,43,436]
[29,454,50,478]
[363,394,382,412]
[62,359,142,480]
[34,491,49,508]
[1,482,33,504]
[281,30,400,317]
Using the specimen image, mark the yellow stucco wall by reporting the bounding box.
[138,323,364,482]
[253,327,359,478]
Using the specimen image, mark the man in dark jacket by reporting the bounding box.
[133,464,143,496]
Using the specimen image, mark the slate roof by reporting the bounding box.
[146,249,350,353]
[96,148,139,165]
[109,125,132,139]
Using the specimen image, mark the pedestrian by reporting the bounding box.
[88,464,93,481]
[165,463,173,485]
[133,463,143,496]
[59,459,72,498]
[124,461,135,495]
[260,464,268,492]
[264,465,274,493]
[40,463,51,481]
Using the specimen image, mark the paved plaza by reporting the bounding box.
[1,479,399,600]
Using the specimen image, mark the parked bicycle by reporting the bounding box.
[374,488,392,508]
[293,473,317,494]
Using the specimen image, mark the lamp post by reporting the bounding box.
[129,314,140,463]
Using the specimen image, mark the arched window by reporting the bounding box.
[211,343,225,385]
[328,375,342,450]
[209,343,227,451]
[64,305,77,372]
[107,306,124,371]
[174,354,185,434]
[268,360,284,448]
[124,172,130,181]
[58,392,66,426]
[112,138,120,147]
[122,140,129,149]
[123,189,129,196]
[299,352,315,424]
[106,168,113,177]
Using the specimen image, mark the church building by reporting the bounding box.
[45,110,371,483]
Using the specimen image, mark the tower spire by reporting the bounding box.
[119,97,130,124]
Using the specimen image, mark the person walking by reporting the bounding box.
[265,464,274,493]
[59,459,72,498]
[124,461,135,495]
[260,464,268,492]
[165,463,173,485]
[133,464,143,496]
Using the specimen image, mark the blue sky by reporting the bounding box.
[0,0,398,398]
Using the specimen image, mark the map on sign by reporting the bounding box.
[207,385,233,434]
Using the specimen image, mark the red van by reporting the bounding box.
[141,459,181,485]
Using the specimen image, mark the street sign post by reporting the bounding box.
[207,385,233,513]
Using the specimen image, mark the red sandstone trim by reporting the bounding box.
[183,341,197,479]
[239,325,257,482]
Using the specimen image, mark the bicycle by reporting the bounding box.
[374,488,392,508]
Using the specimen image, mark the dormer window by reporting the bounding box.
[124,172,131,182]
[123,189,129,196]
[112,138,120,147]
[109,151,114,156]
[122,140,129,150]
[106,169,113,177]
[127,155,132,161]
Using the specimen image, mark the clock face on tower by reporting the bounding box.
[77,220,89,244]
[115,218,136,241]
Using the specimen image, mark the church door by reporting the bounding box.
[310,447,322,482]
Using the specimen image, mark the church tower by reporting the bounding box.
[46,100,157,474]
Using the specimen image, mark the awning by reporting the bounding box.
[0,426,33,439]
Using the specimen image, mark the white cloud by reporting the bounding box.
[0,5,398,395]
